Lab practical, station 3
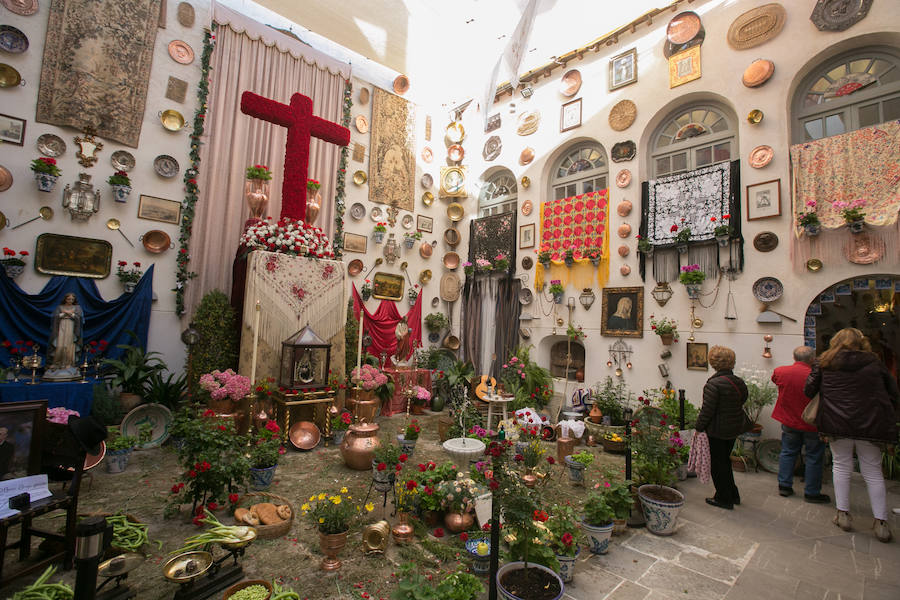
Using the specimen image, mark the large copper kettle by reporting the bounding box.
[340,422,381,470]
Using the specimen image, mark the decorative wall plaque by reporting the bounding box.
[810,0,872,32]
[165,76,188,103]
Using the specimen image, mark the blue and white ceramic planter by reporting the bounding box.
[397,434,416,457]
[848,220,865,234]
[111,184,131,202]
[332,429,347,446]
[564,455,586,485]
[638,484,684,536]
[685,284,702,299]
[3,264,24,279]
[373,231,385,244]
[555,547,580,583]
[580,520,613,554]
[34,172,58,192]
[106,448,133,474]
[465,538,491,575]
[250,465,277,490]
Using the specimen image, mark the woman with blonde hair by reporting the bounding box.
[805,327,898,543]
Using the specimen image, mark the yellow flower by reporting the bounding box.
[309,495,315,502]
[340,486,348,493]
[318,517,324,523]
[331,496,342,505]
[301,503,310,511]
[318,493,327,500]
[364,502,374,512]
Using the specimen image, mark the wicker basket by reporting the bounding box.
[601,438,627,454]
[233,492,294,540]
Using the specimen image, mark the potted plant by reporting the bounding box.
[437,473,484,533]
[373,222,387,244]
[672,221,691,253]
[244,164,272,219]
[585,247,602,267]
[537,247,552,269]
[518,439,547,488]
[679,264,706,299]
[546,503,584,583]
[475,258,493,273]
[649,315,679,345]
[144,371,187,412]
[731,442,750,472]
[463,261,474,277]
[711,214,731,246]
[248,420,285,490]
[115,261,144,294]
[107,171,132,202]
[372,441,404,492]
[197,368,251,414]
[636,235,653,257]
[106,428,137,473]
[600,477,635,535]
[435,359,476,440]
[738,367,777,434]
[1,248,28,279]
[564,450,593,485]
[498,347,554,411]
[493,253,509,271]
[360,278,373,301]
[631,408,685,536]
[563,249,575,268]
[31,157,61,192]
[834,198,866,233]
[799,201,821,236]
[331,410,352,445]
[407,283,419,306]
[566,324,585,343]
[403,230,422,249]
[581,491,614,554]
[102,336,167,412]
[424,312,449,343]
[302,487,375,570]
[549,281,564,304]
[396,419,420,456]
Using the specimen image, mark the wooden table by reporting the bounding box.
[485,393,513,431]
[271,389,336,442]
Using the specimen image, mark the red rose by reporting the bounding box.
[547,456,556,464]
[265,420,280,433]
[562,532,573,545]
[133,262,141,267]
[377,462,386,471]
[433,528,445,538]
[203,409,215,417]
[395,463,402,471]
[218,425,226,431]
[229,493,239,503]
[399,453,408,463]
[459,532,469,541]
[188,469,197,478]
[207,501,218,511]
[406,480,417,490]
[171,484,181,493]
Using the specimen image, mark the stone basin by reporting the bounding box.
[441,437,486,465]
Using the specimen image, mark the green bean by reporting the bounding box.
[11,566,74,599]
[226,585,269,600]
[106,513,158,552]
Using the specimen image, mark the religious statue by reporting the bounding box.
[394,316,413,366]
[44,292,84,381]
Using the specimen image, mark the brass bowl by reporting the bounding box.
[141,230,172,253]
[223,580,272,600]
[447,202,464,222]
[160,109,185,131]
[162,551,213,582]
[445,121,465,143]
[353,170,367,185]
[0,63,23,87]
[443,335,460,351]
[747,109,764,124]
[422,191,434,206]
[219,526,257,550]
[806,258,823,272]
[289,421,321,451]
[419,269,432,284]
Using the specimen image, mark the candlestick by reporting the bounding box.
[250,300,261,385]
[356,310,364,371]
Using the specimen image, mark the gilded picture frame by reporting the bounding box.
[372,272,405,301]
[439,166,467,198]
[668,45,701,88]
[138,195,182,225]
[35,233,112,279]
[686,342,709,371]
[600,286,644,338]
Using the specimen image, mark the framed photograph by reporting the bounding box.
[343,232,367,254]
[804,316,817,327]
[0,113,26,146]
[372,272,405,301]
[519,223,535,249]
[668,45,701,88]
[416,215,433,233]
[0,400,47,480]
[35,233,112,279]
[835,283,852,296]
[609,48,637,91]
[853,278,870,290]
[804,337,816,349]
[138,195,182,225]
[746,179,781,221]
[819,290,835,303]
[686,342,708,371]
[560,98,582,133]
[807,302,822,316]
[875,278,893,290]
[804,327,817,338]
[600,286,644,338]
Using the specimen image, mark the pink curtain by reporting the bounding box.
[351,285,423,366]
[183,5,350,318]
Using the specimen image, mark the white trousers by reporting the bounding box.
[829,437,887,521]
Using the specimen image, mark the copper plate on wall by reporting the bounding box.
[289,421,321,450]
[742,59,775,87]
[168,40,194,64]
[447,144,465,163]
[559,69,582,97]
[419,269,432,284]
[420,242,433,259]
[519,147,535,165]
[615,169,632,188]
[443,252,460,270]
[393,74,410,95]
[0,165,12,192]
[521,200,533,216]
[141,230,172,253]
[421,147,433,163]
[347,259,363,276]
[667,11,702,45]
[355,115,369,134]
[0,0,37,16]
[749,145,774,168]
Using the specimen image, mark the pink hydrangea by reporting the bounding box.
[199,369,251,401]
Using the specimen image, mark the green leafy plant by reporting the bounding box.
[736,367,777,424]
[373,222,387,233]
[186,290,239,397]
[500,346,553,410]
[403,419,421,441]
[569,450,594,467]
[521,439,545,468]
[245,164,272,180]
[144,371,188,411]
[436,473,484,512]
[648,386,698,429]
[137,422,153,445]
[630,407,680,486]
[590,377,633,426]
[391,563,484,600]
[537,247,552,264]
[672,222,691,244]
[373,440,403,467]
[403,231,423,241]
[248,420,284,469]
[331,410,352,432]
[102,333,167,396]
[679,264,706,284]
[712,214,731,237]
[548,282,564,295]
[30,157,61,176]
[345,300,359,375]
[799,200,820,227]
[106,428,137,452]
[649,315,679,340]
[410,461,458,512]
[546,503,584,557]
[598,471,634,519]
[302,488,373,534]
[91,382,121,426]
[582,491,615,526]
[306,178,321,192]
[566,324,586,342]
[636,235,652,253]
[424,312,449,333]
[107,171,131,186]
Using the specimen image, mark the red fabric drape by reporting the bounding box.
[351,284,422,366]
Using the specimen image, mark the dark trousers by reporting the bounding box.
[708,436,739,505]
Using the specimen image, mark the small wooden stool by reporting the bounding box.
[485,394,513,431]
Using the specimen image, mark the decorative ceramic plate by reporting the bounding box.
[421,173,433,189]
[521,200,533,216]
[0,62,23,87]
[349,202,365,220]
[353,170,367,185]
[559,69,582,97]
[289,421,320,450]
[443,252,459,270]
[0,25,28,53]
[421,147,433,163]
[419,269,432,284]
[447,202,464,222]
[742,59,775,87]
[521,256,532,270]
[355,115,368,134]
[168,40,195,64]
[609,100,637,132]
[177,2,196,28]
[443,228,460,247]
[806,258,823,272]
[747,109,764,124]
[347,259,363,276]
[0,165,11,192]
[752,277,783,303]
[121,403,173,449]
[611,141,636,163]
[111,150,136,172]
[445,121,465,143]
[516,111,540,136]
[153,155,180,178]
[482,136,501,161]
[519,147,534,165]
[753,231,778,252]
[447,144,464,163]
[748,145,774,168]
[518,288,533,305]
[141,230,172,253]
[422,191,434,206]
[756,438,782,474]
[615,169,632,188]
[667,11,702,45]
[401,214,414,229]
[84,441,106,471]
[37,134,66,157]
[0,0,37,16]
[370,206,383,222]
[727,3,786,50]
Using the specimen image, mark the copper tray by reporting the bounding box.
[521,200,533,216]
[519,147,534,165]
[1,0,37,16]
[347,259,363,276]
[393,74,410,95]
[447,144,465,163]
[355,115,369,134]
[289,421,321,450]
[443,252,460,270]
[559,69,582,97]
[141,230,172,253]
[420,241,433,259]
[667,12,702,45]
[168,40,194,64]
[742,59,775,88]
[749,145,774,169]
[615,169,632,188]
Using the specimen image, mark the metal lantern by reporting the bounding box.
[579,288,596,310]
[651,282,674,306]
[279,325,331,391]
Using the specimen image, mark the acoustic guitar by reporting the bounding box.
[474,353,497,401]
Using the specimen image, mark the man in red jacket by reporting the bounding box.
[772,346,829,503]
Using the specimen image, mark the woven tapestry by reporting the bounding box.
[539,190,609,260]
[469,212,516,272]
[369,88,415,211]
[790,121,900,232]
[641,161,739,246]
[36,0,162,148]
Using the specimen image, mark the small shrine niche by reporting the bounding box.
[279,325,331,391]
[550,339,585,381]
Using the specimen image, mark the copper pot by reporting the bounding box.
[392,512,415,544]
[522,468,537,488]
[444,511,474,533]
[306,190,322,224]
[340,422,382,470]
[347,389,378,422]
[318,530,348,571]
[244,179,269,220]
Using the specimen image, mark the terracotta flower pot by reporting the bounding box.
[658,333,674,346]
[318,529,348,571]
[444,511,474,533]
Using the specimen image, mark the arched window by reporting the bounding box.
[650,104,736,177]
[478,169,517,217]
[793,47,900,142]
[550,142,608,200]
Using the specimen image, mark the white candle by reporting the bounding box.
[250,300,261,384]
[356,309,364,371]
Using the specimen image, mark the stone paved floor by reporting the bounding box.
[564,469,900,600]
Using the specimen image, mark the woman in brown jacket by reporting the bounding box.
[695,346,749,510]
[804,328,898,543]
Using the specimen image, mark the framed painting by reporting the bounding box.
[416,215,434,233]
[560,98,582,133]
[343,232,367,254]
[853,278,870,290]
[609,48,637,91]
[669,45,701,88]
[746,179,781,221]
[600,286,644,338]
[519,223,535,249]
[0,113,26,146]
[820,290,835,303]
[372,272,405,301]
[686,342,708,371]
[834,283,852,296]
[35,233,112,279]
[137,195,182,225]
[0,400,47,480]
